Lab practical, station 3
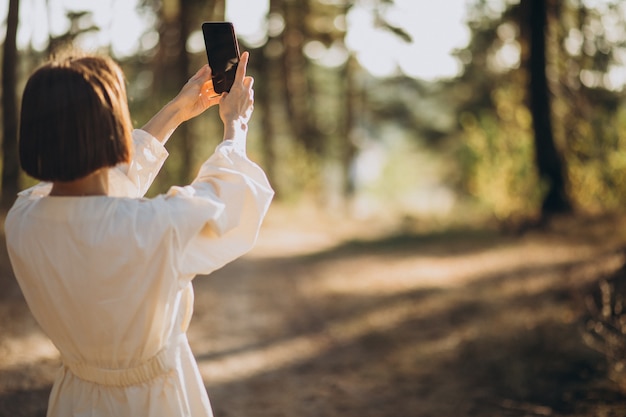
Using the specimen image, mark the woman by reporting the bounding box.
[4,49,273,417]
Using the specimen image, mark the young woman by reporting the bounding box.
[5,49,273,416]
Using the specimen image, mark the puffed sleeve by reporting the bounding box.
[166,139,274,280]
[108,129,169,198]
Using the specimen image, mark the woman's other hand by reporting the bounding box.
[219,51,254,140]
[141,64,220,143]
[173,64,222,123]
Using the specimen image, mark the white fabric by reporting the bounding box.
[5,129,274,417]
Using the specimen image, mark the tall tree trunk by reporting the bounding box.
[2,0,20,210]
[176,0,192,180]
[153,0,193,183]
[279,0,322,155]
[525,0,571,215]
[341,54,358,198]
[256,45,277,193]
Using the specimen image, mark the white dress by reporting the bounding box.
[4,129,274,417]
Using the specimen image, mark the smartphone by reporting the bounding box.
[202,22,241,95]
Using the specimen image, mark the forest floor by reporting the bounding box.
[1,204,626,417]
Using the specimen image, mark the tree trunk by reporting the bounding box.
[526,0,571,215]
[152,0,193,183]
[255,45,278,193]
[279,0,322,155]
[176,0,192,180]
[2,0,21,210]
[341,54,358,198]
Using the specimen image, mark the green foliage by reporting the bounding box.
[546,1,626,213]
[453,1,544,219]
[566,105,626,213]
[458,103,542,219]
[454,0,626,219]
[8,0,626,221]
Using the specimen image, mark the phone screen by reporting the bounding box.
[202,22,240,94]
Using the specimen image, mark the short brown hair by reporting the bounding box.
[19,51,132,182]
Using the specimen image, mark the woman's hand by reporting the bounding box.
[142,52,253,144]
[219,51,254,140]
[172,64,222,123]
[141,64,221,144]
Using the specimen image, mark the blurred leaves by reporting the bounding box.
[5,0,626,221]
[453,0,626,219]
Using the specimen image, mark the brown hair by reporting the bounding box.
[19,51,132,182]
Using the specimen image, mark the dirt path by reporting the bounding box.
[2,209,626,416]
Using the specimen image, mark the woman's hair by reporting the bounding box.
[19,50,133,182]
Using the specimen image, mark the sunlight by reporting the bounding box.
[293,239,600,300]
[6,0,626,84]
[345,0,470,80]
[4,0,471,81]
[0,330,58,369]
[196,295,451,385]
[195,248,611,387]
[6,0,152,56]
[193,236,624,388]
[225,0,269,48]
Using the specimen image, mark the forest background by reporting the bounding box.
[5,0,626,416]
[3,0,626,223]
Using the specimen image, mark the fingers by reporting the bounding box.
[244,76,254,103]
[234,51,249,86]
[221,76,254,101]
[217,52,254,125]
[189,64,212,83]
[201,89,222,109]
[201,79,217,98]
[202,78,213,91]
[244,75,254,89]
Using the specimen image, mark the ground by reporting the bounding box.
[1,205,626,417]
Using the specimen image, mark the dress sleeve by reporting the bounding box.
[107,129,169,198]
[166,139,274,280]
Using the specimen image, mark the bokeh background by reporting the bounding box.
[6,0,626,221]
[3,0,626,416]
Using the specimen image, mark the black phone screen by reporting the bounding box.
[202,22,240,94]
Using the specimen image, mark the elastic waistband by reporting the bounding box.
[63,334,186,387]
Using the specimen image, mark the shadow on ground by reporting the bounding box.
[2,217,626,416]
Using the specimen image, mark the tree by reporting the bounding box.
[456,0,626,218]
[138,0,223,186]
[2,0,21,210]
[451,0,582,220]
[549,1,626,211]
[261,0,382,202]
[276,0,323,155]
[522,0,571,216]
